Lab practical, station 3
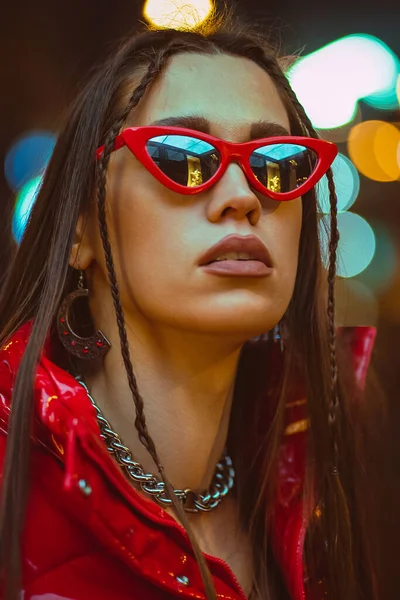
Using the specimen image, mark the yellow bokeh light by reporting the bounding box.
[143,0,214,30]
[397,139,400,172]
[348,120,400,182]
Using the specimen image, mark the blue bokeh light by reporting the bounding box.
[319,212,376,278]
[5,131,56,191]
[317,153,360,213]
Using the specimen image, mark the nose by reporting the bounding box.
[206,163,262,225]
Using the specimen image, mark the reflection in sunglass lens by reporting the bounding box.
[250,144,318,193]
[146,135,221,187]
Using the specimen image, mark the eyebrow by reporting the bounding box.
[150,115,290,139]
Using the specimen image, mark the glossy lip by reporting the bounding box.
[198,234,273,267]
[201,260,273,277]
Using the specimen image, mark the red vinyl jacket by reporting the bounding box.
[0,322,376,600]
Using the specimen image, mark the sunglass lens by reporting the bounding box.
[250,144,318,194]
[146,135,220,187]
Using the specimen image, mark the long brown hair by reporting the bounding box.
[0,10,378,600]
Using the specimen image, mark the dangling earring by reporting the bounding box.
[57,270,111,359]
[270,322,284,353]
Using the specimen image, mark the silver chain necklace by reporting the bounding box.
[76,378,235,513]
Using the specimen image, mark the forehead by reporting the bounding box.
[134,52,290,139]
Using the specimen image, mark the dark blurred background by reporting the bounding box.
[1,0,399,596]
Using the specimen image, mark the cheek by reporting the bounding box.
[269,199,302,284]
[106,157,169,254]
[105,167,195,306]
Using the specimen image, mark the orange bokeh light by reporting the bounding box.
[348,120,400,182]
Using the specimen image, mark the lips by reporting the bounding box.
[198,234,273,267]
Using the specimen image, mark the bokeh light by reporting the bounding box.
[319,212,376,278]
[397,74,400,106]
[12,176,43,243]
[317,153,360,213]
[361,37,400,110]
[288,43,358,129]
[397,136,400,172]
[287,34,400,129]
[143,0,214,30]
[4,131,55,191]
[348,120,400,182]
[319,105,363,144]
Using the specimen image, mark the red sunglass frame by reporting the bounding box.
[96,126,338,201]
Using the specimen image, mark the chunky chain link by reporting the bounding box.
[76,378,235,513]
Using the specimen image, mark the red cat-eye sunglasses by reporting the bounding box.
[96,126,338,202]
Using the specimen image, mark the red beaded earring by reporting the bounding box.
[57,270,111,359]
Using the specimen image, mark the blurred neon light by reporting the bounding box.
[12,175,43,243]
[362,37,400,109]
[143,0,214,29]
[4,131,55,191]
[288,35,400,129]
[319,212,376,278]
[317,153,360,213]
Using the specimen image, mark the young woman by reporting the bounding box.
[0,13,379,600]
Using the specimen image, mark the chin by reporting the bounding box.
[144,293,288,339]
[179,311,279,341]
[198,297,284,330]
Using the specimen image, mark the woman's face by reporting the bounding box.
[85,52,302,343]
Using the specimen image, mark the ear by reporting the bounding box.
[69,214,95,271]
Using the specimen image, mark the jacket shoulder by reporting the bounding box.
[0,322,34,433]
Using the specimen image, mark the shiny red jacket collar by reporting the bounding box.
[0,322,376,600]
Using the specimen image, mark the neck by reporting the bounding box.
[83,316,242,492]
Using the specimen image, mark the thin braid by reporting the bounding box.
[96,47,218,600]
[326,167,340,470]
[96,57,166,466]
[260,55,341,470]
